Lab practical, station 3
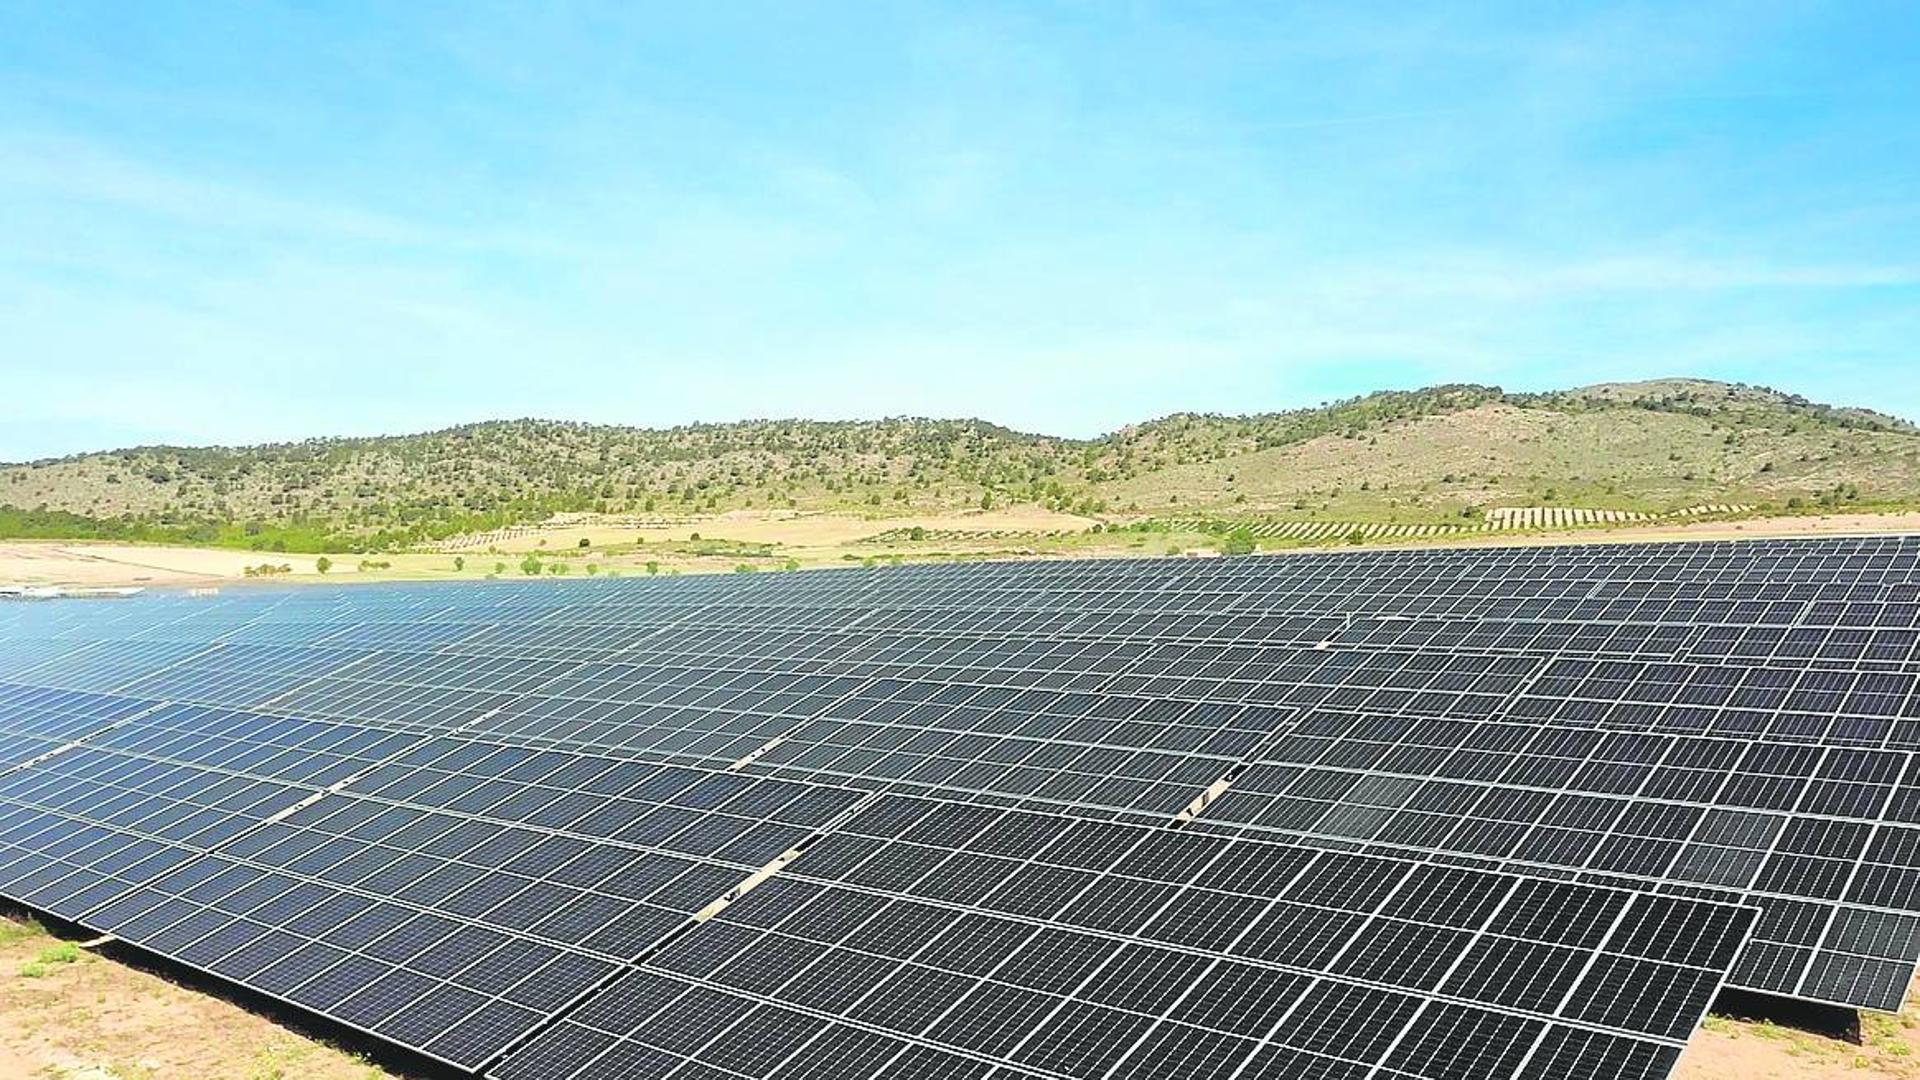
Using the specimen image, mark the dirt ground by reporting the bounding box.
[7,508,1920,591]
[1677,980,1920,1079]
[0,914,400,1080]
[0,544,340,588]
[465,506,1101,553]
[1479,510,1920,547]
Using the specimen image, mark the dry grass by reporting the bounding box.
[1101,401,1920,520]
[1678,977,1920,1079]
[10,507,1920,591]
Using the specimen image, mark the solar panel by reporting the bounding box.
[491,795,1754,1080]
[3,533,1920,1078]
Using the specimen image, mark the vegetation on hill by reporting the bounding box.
[4,379,1917,553]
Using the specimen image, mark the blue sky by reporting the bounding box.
[1,2,1916,461]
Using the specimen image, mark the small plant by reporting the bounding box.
[0,918,42,947]
[21,940,82,977]
[453,556,465,571]
[315,556,332,574]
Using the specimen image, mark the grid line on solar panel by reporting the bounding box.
[69,844,627,1069]
[0,626,1889,991]
[0,678,540,930]
[754,798,1746,1040]
[84,850,633,1068]
[0,683,170,767]
[1186,705,1920,1009]
[0,706,867,930]
[5,532,1920,1074]
[0,721,876,1069]
[490,794,1755,1080]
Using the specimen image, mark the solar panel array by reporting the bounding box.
[2,534,1918,1079]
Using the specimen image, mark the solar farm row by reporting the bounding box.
[0,535,1917,1079]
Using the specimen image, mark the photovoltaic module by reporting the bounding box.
[1,534,1918,1079]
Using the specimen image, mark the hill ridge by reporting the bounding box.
[5,377,1918,552]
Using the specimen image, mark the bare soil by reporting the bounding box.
[472,506,1101,553]
[1676,977,1920,1079]
[0,544,337,587]
[0,914,400,1080]
[9,509,1920,590]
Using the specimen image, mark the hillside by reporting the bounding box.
[4,378,1918,553]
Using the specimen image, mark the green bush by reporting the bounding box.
[1218,527,1257,556]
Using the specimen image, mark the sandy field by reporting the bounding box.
[6,509,1920,591]
[1675,977,1920,1079]
[0,913,399,1080]
[0,544,340,587]
[442,506,1101,553]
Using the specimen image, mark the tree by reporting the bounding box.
[578,537,590,548]
[315,556,331,574]
[453,556,465,572]
[493,561,506,575]
[645,561,660,576]
[520,554,542,576]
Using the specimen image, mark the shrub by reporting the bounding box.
[1218,527,1257,556]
